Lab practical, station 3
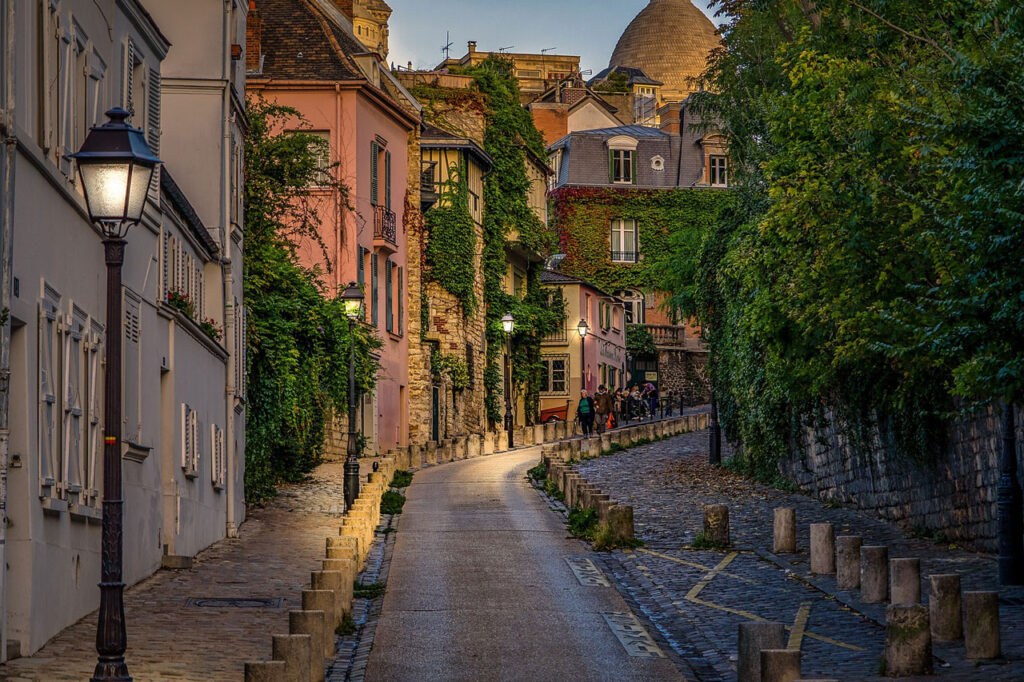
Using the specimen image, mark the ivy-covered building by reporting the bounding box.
[548,106,731,402]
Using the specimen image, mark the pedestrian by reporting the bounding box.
[577,390,596,438]
[594,384,614,433]
[644,382,658,419]
[613,388,625,427]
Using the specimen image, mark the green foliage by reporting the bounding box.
[243,98,380,503]
[390,470,414,488]
[691,531,730,551]
[336,613,357,636]
[380,490,406,515]
[527,462,548,482]
[544,478,564,501]
[424,164,477,315]
[567,506,599,540]
[430,350,470,392]
[593,70,631,94]
[353,581,387,599]
[650,0,1024,478]
[626,325,656,357]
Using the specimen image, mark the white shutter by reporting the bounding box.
[180,403,191,470]
[123,293,142,444]
[147,68,161,199]
[124,39,135,116]
[63,306,85,495]
[57,19,73,175]
[210,424,225,487]
[38,298,59,493]
[86,320,104,502]
[190,409,199,472]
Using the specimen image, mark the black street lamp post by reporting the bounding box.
[709,397,721,466]
[341,282,365,510]
[502,313,515,449]
[997,403,1024,585]
[578,319,589,432]
[71,107,161,682]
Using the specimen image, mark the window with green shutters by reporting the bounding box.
[385,258,393,333]
[371,253,378,325]
[385,150,392,210]
[609,149,634,184]
[397,266,404,335]
[371,141,379,205]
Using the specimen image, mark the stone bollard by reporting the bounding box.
[302,590,336,654]
[607,505,634,542]
[544,422,555,443]
[928,574,962,642]
[410,443,423,468]
[425,441,437,465]
[312,570,349,624]
[289,610,326,679]
[703,504,730,547]
[322,559,356,608]
[737,621,785,682]
[836,536,862,589]
[245,661,286,682]
[963,591,1000,659]
[773,508,796,553]
[884,603,932,676]
[467,434,481,458]
[272,633,311,682]
[760,648,800,682]
[890,558,921,604]
[596,498,616,524]
[482,431,494,455]
[860,546,889,603]
[809,523,835,575]
[600,432,613,453]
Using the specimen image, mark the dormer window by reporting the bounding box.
[607,135,639,185]
[710,155,728,187]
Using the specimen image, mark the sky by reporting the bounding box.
[385,0,722,75]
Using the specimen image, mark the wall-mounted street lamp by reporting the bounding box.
[577,318,589,394]
[341,282,365,509]
[71,107,161,682]
[502,312,515,448]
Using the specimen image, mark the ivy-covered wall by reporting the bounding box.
[550,186,735,297]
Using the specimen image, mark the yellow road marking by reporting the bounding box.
[787,602,813,650]
[638,548,757,584]
[685,552,739,601]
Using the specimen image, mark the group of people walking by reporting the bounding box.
[575,383,659,437]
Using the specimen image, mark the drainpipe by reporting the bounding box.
[221,0,239,538]
[0,0,16,662]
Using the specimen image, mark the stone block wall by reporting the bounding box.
[657,348,710,405]
[778,405,1024,553]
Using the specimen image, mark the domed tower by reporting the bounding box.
[609,0,720,102]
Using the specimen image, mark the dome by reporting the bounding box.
[609,0,720,102]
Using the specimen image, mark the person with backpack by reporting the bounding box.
[576,390,597,438]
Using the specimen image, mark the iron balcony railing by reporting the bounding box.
[374,205,397,246]
[610,250,639,263]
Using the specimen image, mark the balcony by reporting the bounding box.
[374,205,397,252]
[542,326,568,344]
[610,250,639,264]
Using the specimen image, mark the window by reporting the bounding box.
[541,357,568,395]
[123,291,143,446]
[385,258,394,333]
[710,155,728,187]
[371,140,391,208]
[618,289,646,325]
[307,131,330,186]
[610,149,634,184]
[610,219,638,263]
[162,230,205,321]
[584,293,592,326]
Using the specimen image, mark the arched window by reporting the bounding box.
[616,289,645,325]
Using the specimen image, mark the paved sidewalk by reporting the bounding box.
[575,430,1024,681]
[0,462,356,681]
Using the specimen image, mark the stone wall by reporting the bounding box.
[657,349,710,405]
[777,405,1024,553]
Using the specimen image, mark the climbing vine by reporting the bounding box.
[626,324,657,357]
[430,350,470,392]
[424,163,477,316]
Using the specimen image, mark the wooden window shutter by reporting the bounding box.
[86,320,103,502]
[63,308,86,494]
[385,259,393,333]
[370,141,379,205]
[371,253,378,325]
[38,299,59,492]
[147,68,161,199]
[631,151,637,184]
[608,149,615,184]
[357,246,365,286]
[397,266,403,335]
[385,150,392,210]
[123,293,142,444]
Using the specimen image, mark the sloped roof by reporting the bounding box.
[590,65,663,88]
[421,123,493,170]
[258,0,366,81]
[539,269,618,299]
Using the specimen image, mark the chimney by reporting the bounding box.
[245,1,262,73]
[467,40,477,54]
[658,103,681,135]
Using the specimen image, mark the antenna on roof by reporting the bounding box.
[498,45,514,53]
[580,69,593,76]
[441,31,453,60]
[541,47,557,55]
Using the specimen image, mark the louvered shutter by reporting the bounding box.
[385,150,392,210]
[147,69,161,200]
[357,246,365,286]
[58,24,73,175]
[371,254,378,325]
[370,141,379,205]
[608,149,615,184]
[38,301,59,491]
[124,40,135,115]
[385,259,393,333]
[86,321,103,502]
[397,266,403,335]
[631,151,637,185]
[123,294,141,444]
[64,309,85,494]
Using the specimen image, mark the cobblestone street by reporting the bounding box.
[575,429,1024,681]
[0,462,355,681]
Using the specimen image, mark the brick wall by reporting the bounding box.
[776,405,1024,552]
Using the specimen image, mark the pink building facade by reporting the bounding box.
[247,0,418,453]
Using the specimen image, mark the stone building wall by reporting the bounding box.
[404,125,434,446]
[657,349,710,405]
[776,405,1024,553]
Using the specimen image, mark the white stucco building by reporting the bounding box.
[0,0,247,659]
